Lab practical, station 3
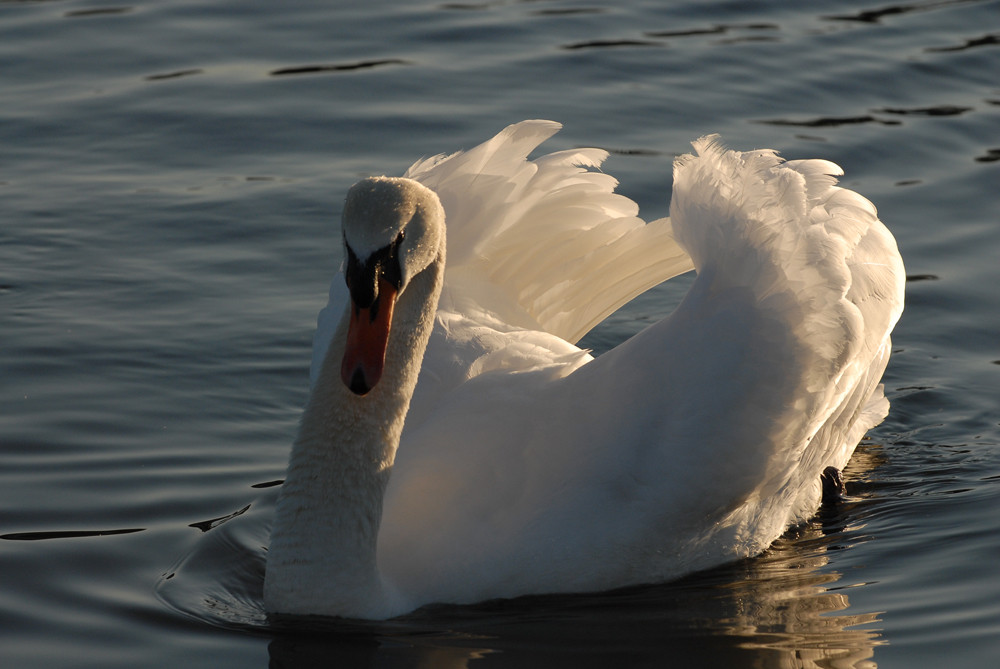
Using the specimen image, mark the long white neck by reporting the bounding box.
[264,252,444,619]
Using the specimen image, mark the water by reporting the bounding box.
[2,0,998,666]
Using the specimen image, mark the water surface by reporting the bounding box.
[2,1,999,667]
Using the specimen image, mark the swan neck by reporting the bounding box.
[264,250,443,619]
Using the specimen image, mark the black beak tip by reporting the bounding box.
[348,368,371,396]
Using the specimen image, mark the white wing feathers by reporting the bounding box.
[406,120,694,344]
[666,135,904,527]
[312,121,693,385]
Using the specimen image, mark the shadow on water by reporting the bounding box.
[157,448,886,668]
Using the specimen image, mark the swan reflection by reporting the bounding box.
[719,525,881,668]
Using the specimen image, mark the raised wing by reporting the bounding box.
[313,121,695,384]
[405,120,694,344]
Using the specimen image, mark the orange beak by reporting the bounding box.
[341,276,398,395]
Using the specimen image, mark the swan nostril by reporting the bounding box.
[348,368,371,396]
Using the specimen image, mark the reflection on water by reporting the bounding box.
[267,633,496,669]
[721,530,881,669]
[157,448,884,668]
[715,446,887,668]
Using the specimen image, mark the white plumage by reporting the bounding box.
[265,120,904,619]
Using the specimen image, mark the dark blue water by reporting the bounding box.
[2,1,999,667]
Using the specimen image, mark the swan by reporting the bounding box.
[264,120,905,620]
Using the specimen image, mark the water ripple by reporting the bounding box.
[269,59,412,76]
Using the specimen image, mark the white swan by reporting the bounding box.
[264,121,905,620]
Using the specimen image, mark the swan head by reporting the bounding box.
[340,177,445,396]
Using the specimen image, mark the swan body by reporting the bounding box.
[264,121,905,619]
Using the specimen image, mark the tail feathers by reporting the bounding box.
[671,135,903,379]
[669,135,904,510]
